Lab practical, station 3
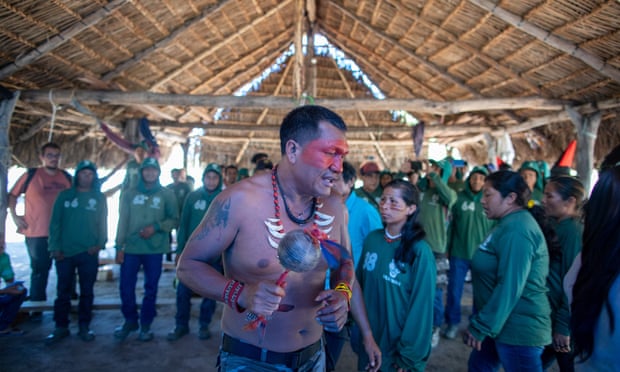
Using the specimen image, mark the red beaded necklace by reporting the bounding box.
[271,166,317,226]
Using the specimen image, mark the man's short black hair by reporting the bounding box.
[40,142,60,156]
[342,161,357,184]
[250,153,268,164]
[279,105,347,155]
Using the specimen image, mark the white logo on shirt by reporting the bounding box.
[194,199,207,210]
[461,201,475,211]
[152,197,161,209]
[363,252,378,271]
[86,198,97,211]
[479,233,493,252]
[133,195,147,205]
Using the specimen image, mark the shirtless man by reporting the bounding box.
[178,105,379,371]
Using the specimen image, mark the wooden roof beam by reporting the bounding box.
[102,0,230,81]
[150,0,292,91]
[469,0,620,83]
[0,0,127,80]
[448,100,619,147]
[20,89,586,115]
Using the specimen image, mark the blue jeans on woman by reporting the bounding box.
[119,253,162,328]
[445,256,471,326]
[468,337,544,372]
[175,281,216,330]
[53,251,98,328]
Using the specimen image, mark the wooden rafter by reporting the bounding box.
[331,2,525,124]
[233,55,293,164]
[0,0,127,80]
[469,0,620,83]
[150,0,292,91]
[320,24,446,101]
[102,0,230,81]
[331,57,389,166]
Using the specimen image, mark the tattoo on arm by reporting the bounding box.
[194,197,231,241]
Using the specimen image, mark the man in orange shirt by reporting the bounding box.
[8,143,72,315]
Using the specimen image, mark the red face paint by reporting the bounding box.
[300,139,349,172]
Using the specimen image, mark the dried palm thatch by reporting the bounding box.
[0,0,618,170]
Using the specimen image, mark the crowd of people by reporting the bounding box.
[1,104,618,372]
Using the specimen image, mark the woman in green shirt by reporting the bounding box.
[541,176,584,371]
[464,171,551,372]
[357,179,435,372]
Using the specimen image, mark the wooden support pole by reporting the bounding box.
[566,106,601,192]
[0,90,20,237]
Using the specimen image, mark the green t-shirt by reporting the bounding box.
[357,230,436,371]
[469,209,551,346]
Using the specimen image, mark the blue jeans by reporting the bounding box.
[175,281,216,329]
[445,256,471,326]
[119,253,162,327]
[0,289,27,330]
[25,237,52,301]
[468,337,544,372]
[434,287,444,328]
[53,251,99,328]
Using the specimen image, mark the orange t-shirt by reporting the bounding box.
[10,168,71,238]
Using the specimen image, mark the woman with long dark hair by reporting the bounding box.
[540,176,585,371]
[464,170,551,371]
[356,179,435,371]
[566,145,620,371]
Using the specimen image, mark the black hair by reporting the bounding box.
[40,142,60,156]
[225,165,238,172]
[485,170,531,208]
[571,145,620,363]
[279,105,347,155]
[545,176,585,214]
[383,179,426,268]
[528,204,562,261]
[250,153,268,164]
[341,161,356,184]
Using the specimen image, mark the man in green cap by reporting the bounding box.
[168,163,223,341]
[114,157,179,342]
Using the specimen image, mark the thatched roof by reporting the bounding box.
[1,0,619,170]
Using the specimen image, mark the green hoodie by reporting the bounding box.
[418,159,457,254]
[115,158,179,254]
[448,167,495,260]
[176,163,223,255]
[519,161,544,203]
[49,160,108,257]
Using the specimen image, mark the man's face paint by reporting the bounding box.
[300,139,349,172]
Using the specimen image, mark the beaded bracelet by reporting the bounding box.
[222,279,245,313]
[334,282,352,309]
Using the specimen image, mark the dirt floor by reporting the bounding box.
[0,241,557,372]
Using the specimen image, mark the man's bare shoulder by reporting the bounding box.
[214,172,272,216]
